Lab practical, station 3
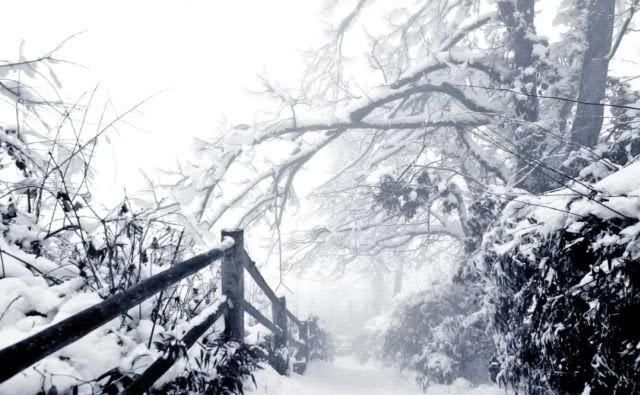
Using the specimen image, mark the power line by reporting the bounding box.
[473,125,633,219]
[451,83,640,112]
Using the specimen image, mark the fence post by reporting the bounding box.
[271,296,289,375]
[221,229,244,342]
[300,321,310,360]
[272,296,288,348]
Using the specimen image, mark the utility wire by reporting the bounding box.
[451,83,640,112]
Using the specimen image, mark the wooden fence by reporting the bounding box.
[0,229,310,394]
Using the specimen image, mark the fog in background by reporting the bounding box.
[0,0,447,337]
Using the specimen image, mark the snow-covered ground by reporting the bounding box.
[247,356,505,395]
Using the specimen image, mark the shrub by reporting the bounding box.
[482,162,640,394]
[153,337,266,395]
[0,55,219,393]
[355,282,495,391]
[306,316,335,362]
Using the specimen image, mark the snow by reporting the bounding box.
[247,357,505,395]
[493,160,640,257]
[220,235,237,250]
[0,214,232,394]
[245,321,274,345]
[185,296,226,328]
[0,281,125,395]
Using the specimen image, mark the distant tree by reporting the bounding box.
[359,282,495,389]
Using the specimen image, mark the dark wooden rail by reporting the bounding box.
[240,249,308,347]
[0,229,311,394]
[243,299,284,337]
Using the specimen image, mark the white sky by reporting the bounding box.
[0,0,326,200]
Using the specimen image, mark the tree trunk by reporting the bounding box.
[498,0,548,192]
[499,0,539,124]
[570,0,615,149]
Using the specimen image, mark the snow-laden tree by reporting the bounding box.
[169,0,638,280]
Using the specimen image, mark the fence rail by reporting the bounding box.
[0,229,310,394]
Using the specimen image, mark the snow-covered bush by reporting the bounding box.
[601,78,640,168]
[306,316,335,363]
[356,282,495,391]
[0,188,226,393]
[0,148,239,393]
[251,331,290,376]
[0,49,234,394]
[353,313,387,364]
[151,338,266,395]
[482,161,640,394]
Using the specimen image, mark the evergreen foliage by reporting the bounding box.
[306,316,335,363]
[356,283,495,390]
[482,164,640,394]
[153,338,266,395]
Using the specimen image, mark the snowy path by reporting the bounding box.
[248,357,504,395]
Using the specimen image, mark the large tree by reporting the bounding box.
[169,0,635,287]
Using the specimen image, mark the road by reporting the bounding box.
[248,356,504,395]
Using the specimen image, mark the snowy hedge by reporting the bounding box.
[355,282,495,391]
[483,161,640,394]
[0,104,251,393]
[0,197,239,394]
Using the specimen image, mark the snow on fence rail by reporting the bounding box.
[0,229,310,394]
